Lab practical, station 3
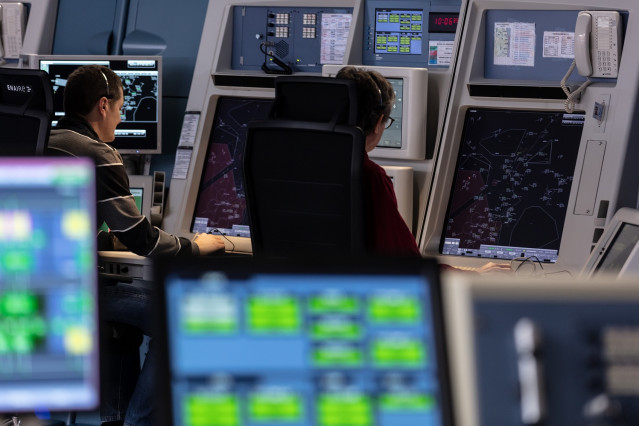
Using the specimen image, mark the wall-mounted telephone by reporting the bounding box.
[0,2,27,61]
[575,10,622,78]
[0,4,4,60]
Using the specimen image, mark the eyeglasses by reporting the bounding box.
[100,70,114,99]
[384,116,395,129]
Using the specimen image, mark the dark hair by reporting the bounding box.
[63,65,122,117]
[335,66,395,135]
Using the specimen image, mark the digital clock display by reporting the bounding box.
[428,12,459,33]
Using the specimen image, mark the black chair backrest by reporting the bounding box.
[271,76,359,126]
[245,76,366,257]
[0,68,54,156]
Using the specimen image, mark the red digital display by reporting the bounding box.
[428,12,459,33]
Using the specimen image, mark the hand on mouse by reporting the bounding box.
[192,233,226,255]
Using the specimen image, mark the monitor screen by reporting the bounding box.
[130,187,144,213]
[374,8,424,56]
[594,223,639,275]
[0,157,99,412]
[37,55,162,154]
[155,257,452,426]
[127,174,153,219]
[362,1,433,67]
[190,97,274,240]
[440,108,585,262]
[377,77,404,149]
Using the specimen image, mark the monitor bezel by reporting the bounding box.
[437,106,586,263]
[31,54,163,155]
[153,256,454,426]
[581,207,639,277]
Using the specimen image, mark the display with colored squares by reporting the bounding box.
[158,259,451,426]
[0,157,99,412]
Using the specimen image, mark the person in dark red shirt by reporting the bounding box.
[335,67,512,274]
[336,66,420,256]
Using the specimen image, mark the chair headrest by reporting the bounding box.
[272,76,358,126]
[0,68,54,116]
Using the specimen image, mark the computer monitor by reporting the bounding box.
[154,256,453,426]
[98,174,153,233]
[362,2,429,67]
[0,157,99,412]
[128,174,154,219]
[322,65,428,160]
[581,207,639,278]
[34,55,162,154]
[444,274,639,426]
[439,108,585,263]
[189,96,274,247]
[361,0,461,68]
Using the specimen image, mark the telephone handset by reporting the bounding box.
[0,5,5,60]
[0,2,27,60]
[575,11,622,78]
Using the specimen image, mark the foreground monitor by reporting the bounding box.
[445,274,639,426]
[323,64,428,160]
[155,257,453,426]
[0,157,99,412]
[34,55,162,154]
[440,108,585,263]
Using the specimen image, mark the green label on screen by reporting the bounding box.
[368,294,421,324]
[249,391,303,422]
[380,393,435,412]
[318,394,372,426]
[184,394,240,426]
[0,292,46,353]
[309,294,359,314]
[312,343,363,367]
[311,318,361,340]
[248,294,300,334]
[371,336,426,368]
[1,251,34,273]
[182,294,237,334]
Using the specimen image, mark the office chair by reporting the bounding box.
[0,67,54,156]
[244,76,366,257]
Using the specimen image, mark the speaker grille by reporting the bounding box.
[276,40,289,58]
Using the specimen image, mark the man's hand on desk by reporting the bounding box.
[477,261,513,273]
[193,232,226,255]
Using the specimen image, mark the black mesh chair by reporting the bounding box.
[0,68,54,156]
[244,76,366,257]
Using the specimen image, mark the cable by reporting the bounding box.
[511,256,544,276]
[210,229,236,253]
[560,59,592,113]
[259,42,292,75]
[543,269,573,278]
